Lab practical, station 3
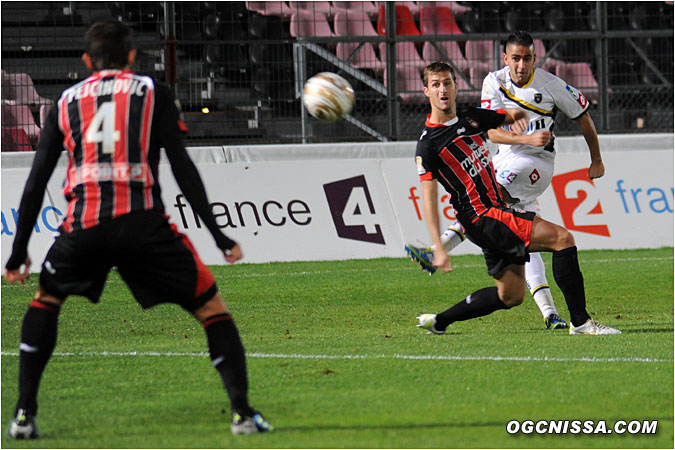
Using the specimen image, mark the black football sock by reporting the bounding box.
[435,287,509,330]
[16,299,60,416]
[552,246,591,327]
[203,313,254,416]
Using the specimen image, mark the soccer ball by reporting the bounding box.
[303,72,355,122]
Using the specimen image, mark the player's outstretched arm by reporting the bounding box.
[576,112,605,179]
[421,180,452,273]
[487,128,551,147]
[5,107,63,274]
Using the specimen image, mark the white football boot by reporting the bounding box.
[569,319,621,335]
[416,314,445,335]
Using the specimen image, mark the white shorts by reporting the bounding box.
[492,149,555,211]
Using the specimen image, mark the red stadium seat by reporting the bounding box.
[420,6,470,75]
[420,5,463,35]
[377,4,420,36]
[1,104,40,142]
[1,127,33,152]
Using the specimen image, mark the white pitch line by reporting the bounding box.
[0,351,671,364]
[2,255,672,287]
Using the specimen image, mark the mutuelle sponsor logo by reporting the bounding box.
[323,175,385,244]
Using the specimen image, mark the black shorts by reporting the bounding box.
[39,210,218,312]
[462,207,536,277]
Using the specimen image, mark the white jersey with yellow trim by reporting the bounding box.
[480,66,590,155]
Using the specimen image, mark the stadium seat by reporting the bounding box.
[379,41,426,71]
[422,41,471,76]
[533,39,563,73]
[383,66,427,104]
[464,40,496,81]
[331,1,379,18]
[459,8,481,33]
[419,5,463,35]
[503,9,524,33]
[396,1,420,18]
[289,10,334,38]
[334,10,378,36]
[468,65,490,94]
[556,62,599,104]
[419,6,469,75]
[418,1,472,18]
[1,104,40,142]
[1,72,53,109]
[377,4,420,36]
[1,127,33,152]
[334,12,385,73]
[289,1,332,16]
[245,1,296,19]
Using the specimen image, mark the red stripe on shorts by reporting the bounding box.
[483,208,532,247]
[29,299,59,312]
[168,222,216,300]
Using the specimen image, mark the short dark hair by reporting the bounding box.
[423,61,457,87]
[504,30,534,54]
[84,19,134,70]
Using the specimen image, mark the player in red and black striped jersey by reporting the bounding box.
[4,20,273,439]
[414,61,620,337]
[416,105,512,226]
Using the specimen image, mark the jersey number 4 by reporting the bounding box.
[85,101,121,154]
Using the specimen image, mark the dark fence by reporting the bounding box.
[1,1,673,150]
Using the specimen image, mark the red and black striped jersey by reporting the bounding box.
[416,107,508,224]
[55,69,167,232]
[6,70,235,270]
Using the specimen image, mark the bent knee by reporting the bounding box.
[500,295,524,307]
[558,229,576,248]
[497,287,525,307]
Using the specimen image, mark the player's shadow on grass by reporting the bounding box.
[278,420,504,433]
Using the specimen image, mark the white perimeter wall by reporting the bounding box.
[1,134,673,269]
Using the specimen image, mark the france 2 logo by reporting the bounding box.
[323,175,385,244]
[551,169,610,237]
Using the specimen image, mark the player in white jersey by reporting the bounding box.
[405,31,605,330]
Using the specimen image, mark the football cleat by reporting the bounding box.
[405,244,436,275]
[544,313,568,330]
[569,319,621,335]
[231,411,274,435]
[416,313,444,335]
[8,409,39,439]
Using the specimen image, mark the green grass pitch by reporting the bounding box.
[1,247,673,448]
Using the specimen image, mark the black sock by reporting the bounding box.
[552,246,591,327]
[203,313,253,416]
[435,287,509,330]
[16,299,60,416]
